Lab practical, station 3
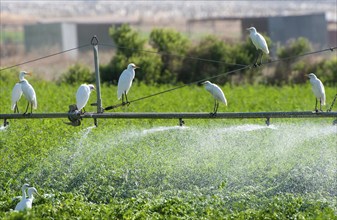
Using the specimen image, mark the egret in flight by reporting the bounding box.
[76,84,95,113]
[202,81,227,116]
[307,73,325,112]
[117,63,139,105]
[11,82,23,113]
[18,71,37,114]
[15,187,38,211]
[247,27,269,66]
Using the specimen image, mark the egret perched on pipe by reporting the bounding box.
[15,187,38,211]
[11,82,23,113]
[202,81,227,116]
[117,63,139,105]
[76,84,95,113]
[18,71,37,114]
[247,27,269,66]
[307,73,326,112]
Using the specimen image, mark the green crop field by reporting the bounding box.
[0,70,336,219]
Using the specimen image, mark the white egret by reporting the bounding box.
[19,183,30,199]
[15,187,38,211]
[76,84,95,113]
[307,73,326,112]
[202,81,227,115]
[117,63,139,105]
[19,71,37,114]
[247,27,269,66]
[11,82,23,113]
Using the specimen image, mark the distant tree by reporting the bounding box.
[58,63,94,85]
[272,37,312,85]
[109,24,146,59]
[178,35,264,85]
[101,24,149,83]
[292,57,337,85]
[149,28,189,83]
[317,57,337,85]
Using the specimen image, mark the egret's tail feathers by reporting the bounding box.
[264,48,269,54]
[33,99,37,109]
[321,99,326,106]
[117,91,122,100]
[219,99,227,106]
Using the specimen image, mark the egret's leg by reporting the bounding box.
[30,102,33,114]
[23,102,29,114]
[14,103,19,113]
[125,92,130,105]
[259,51,263,65]
[315,99,318,112]
[213,99,217,114]
[214,101,219,114]
[211,100,219,117]
[122,93,125,104]
[319,99,323,112]
[125,92,128,103]
[254,50,261,66]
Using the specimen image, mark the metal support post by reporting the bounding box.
[91,36,103,126]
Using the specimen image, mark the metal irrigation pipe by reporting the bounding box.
[1,111,337,127]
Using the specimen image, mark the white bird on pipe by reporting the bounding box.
[11,82,23,113]
[202,81,227,116]
[307,73,326,112]
[15,187,38,211]
[76,84,95,113]
[117,63,139,105]
[247,27,269,66]
[18,71,37,114]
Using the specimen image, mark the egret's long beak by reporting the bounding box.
[135,66,140,69]
[26,72,32,76]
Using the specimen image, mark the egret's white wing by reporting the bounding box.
[11,83,22,110]
[211,83,227,105]
[205,83,227,105]
[311,78,326,105]
[117,69,134,99]
[255,33,269,54]
[21,81,37,109]
[76,85,90,110]
[318,80,326,105]
[15,198,30,211]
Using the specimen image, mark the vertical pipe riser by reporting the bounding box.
[92,36,103,126]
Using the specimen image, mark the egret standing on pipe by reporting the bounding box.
[117,63,139,105]
[247,27,269,66]
[76,84,95,113]
[11,82,23,113]
[15,187,38,211]
[202,81,227,116]
[307,73,326,112]
[19,71,37,114]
